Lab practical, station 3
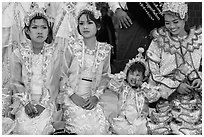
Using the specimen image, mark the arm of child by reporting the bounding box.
[108,71,125,94]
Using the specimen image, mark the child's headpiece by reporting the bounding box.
[76,2,101,19]
[24,7,54,27]
[123,48,149,76]
[162,2,188,19]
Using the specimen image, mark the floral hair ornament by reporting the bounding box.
[123,47,149,77]
[76,2,101,19]
[24,7,54,28]
[162,2,188,19]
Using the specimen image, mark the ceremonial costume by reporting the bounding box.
[147,2,202,135]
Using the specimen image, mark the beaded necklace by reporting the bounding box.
[71,39,111,74]
[84,45,97,55]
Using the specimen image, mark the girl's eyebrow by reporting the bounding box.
[87,19,93,22]
[165,19,178,22]
[31,23,47,26]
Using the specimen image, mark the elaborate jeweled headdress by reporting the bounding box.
[162,2,188,19]
[24,7,54,27]
[75,2,101,19]
[123,47,149,76]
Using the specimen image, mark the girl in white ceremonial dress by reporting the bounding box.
[10,7,62,135]
[56,3,112,135]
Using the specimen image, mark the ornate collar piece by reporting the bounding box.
[152,26,202,55]
[69,39,111,73]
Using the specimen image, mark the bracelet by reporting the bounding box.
[63,83,74,97]
[21,100,30,107]
[94,88,104,99]
[66,87,74,97]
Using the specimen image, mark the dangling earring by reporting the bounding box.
[97,25,101,31]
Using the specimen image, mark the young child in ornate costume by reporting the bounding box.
[108,48,161,135]
[147,2,202,135]
[56,2,111,135]
[9,7,61,134]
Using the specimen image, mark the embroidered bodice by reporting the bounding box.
[77,53,95,98]
[147,26,202,89]
[13,40,58,105]
[61,39,111,97]
[31,54,43,95]
[69,39,111,73]
[81,53,95,79]
[149,26,201,76]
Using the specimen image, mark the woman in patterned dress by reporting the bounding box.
[146,2,202,135]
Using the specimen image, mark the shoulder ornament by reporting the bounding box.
[153,26,202,55]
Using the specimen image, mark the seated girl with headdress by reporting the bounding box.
[9,6,61,135]
[108,48,161,135]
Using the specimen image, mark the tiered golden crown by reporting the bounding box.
[162,2,188,19]
[123,48,149,76]
[24,7,54,27]
[76,2,101,19]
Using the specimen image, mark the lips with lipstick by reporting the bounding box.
[83,31,90,34]
[37,35,43,38]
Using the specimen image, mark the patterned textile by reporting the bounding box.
[147,26,202,135]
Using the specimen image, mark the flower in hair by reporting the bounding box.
[76,2,101,19]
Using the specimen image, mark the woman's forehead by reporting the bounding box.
[79,14,92,21]
[31,18,47,25]
[129,70,142,74]
[164,12,180,19]
[164,14,180,21]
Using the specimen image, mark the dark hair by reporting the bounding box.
[127,62,146,78]
[100,7,108,13]
[24,16,53,44]
[77,9,101,36]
